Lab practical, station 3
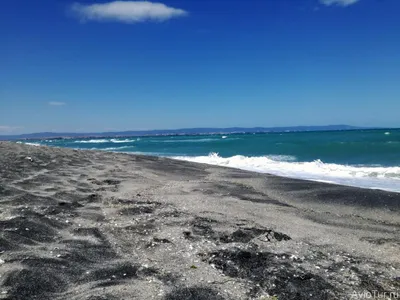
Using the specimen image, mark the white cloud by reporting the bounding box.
[0,126,23,133]
[49,101,66,106]
[71,1,188,23]
[320,0,360,6]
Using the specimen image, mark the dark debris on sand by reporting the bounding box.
[202,247,336,299]
[163,286,226,300]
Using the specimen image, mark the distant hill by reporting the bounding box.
[0,125,368,140]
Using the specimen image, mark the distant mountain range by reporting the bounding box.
[0,125,371,140]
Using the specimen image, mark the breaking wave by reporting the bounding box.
[173,153,400,192]
[74,139,110,144]
[110,139,136,143]
[102,146,133,151]
[152,138,221,143]
[74,138,136,144]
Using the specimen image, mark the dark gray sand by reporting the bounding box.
[0,141,399,300]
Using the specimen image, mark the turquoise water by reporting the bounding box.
[21,129,400,192]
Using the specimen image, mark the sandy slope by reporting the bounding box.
[0,142,399,300]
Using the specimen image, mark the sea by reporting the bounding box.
[20,129,400,193]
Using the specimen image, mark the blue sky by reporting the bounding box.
[1,0,400,134]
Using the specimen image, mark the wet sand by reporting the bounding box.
[0,141,399,300]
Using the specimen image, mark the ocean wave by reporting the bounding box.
[151,138,221,143]
[74,138,136,144]
[173,153,400,192]
[110,139,136,143]
[265,155,297,162]
[102,146,132,151]
[74,139,110,144]
[152,137,241,143]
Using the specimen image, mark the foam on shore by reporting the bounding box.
[173,153,400,192]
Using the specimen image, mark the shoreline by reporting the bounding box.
[0,141,399,300]
[15,141,400,194]
[171,156,400,195]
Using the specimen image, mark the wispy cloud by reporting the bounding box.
[320,0,360,6]
[71,1,188,23]
[49,101,66,106]
[0,125,23,133]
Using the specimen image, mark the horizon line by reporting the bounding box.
[1,125,398,140]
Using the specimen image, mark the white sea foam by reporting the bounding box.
[74,139,110,144]
[173,153,400,192]
[266,155,297,162]
[74,138,137,144]
[103,146,132,151]
[152,138,221,143]
[222,136,228,139]
[110,139,136,143]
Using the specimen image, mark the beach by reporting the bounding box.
[0,141,399,299]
